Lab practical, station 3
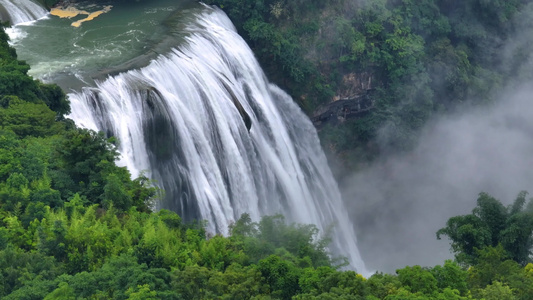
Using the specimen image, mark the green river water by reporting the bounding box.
[9,0,197,89]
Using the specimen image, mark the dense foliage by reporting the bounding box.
[203,0,533,169]
[438,191,533,266]
[3,2,533,299]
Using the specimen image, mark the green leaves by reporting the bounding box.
[229,214,333,267]
[103,173,131,211]
[438,191,533,266]
[0,96,62,138]
[397,266,437,295]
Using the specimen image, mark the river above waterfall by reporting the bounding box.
[8,0,197,89]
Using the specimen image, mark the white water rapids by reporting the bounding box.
[0,0,47,25]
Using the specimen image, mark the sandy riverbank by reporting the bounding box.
[50,4,112,27]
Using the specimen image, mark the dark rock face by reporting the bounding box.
[0,6,9,23]
[336,72,373,100]
[311,89,374,127]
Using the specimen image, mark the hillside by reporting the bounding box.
[204,0,533,172]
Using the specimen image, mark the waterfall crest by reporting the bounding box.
[0,0,48,25]
[68,5,366,273]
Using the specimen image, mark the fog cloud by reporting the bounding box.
[344,86,533,273]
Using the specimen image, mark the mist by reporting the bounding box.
[333,0,533,273]
[343,85,533,273]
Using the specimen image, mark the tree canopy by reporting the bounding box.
[437,191,533,266]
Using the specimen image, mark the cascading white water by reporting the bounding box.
[0,0,48,25]
[68,5,367,273]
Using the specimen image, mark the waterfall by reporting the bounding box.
[68,5,367,273]
[0,0,47,25]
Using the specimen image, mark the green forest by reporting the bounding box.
[2,0,533,299]
[203,0,533,171]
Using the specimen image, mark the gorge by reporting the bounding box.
[2,0,367,273]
